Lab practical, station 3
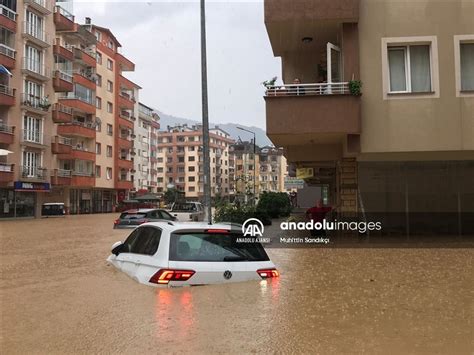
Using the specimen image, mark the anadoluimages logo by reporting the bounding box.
[242,218,264,237]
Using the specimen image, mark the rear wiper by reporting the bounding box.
[223,256,248,261]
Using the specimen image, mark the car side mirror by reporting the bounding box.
[111,241,123,256]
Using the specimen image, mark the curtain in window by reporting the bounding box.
[388,49,406,92]
[460,43,474,91]
[410,45,431,92]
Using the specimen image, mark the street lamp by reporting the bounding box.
[236,126,256,204]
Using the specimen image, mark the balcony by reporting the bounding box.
[0,123,14,144]
[115,53,135,72]
[71,172,95,187]
[53,5,74,31]
[21,57,50,81]
[117,137,133,150]
[0,44,16,69]
[73,47,96,68]
[119,75,137,90]
[0,5,17,33]
[117,158,133,170]
[53,70,74,92]
[21,166,48,181]
[51,169,71,185]
[21,93,50,115]
[116,179,133,190]
[53,43,74,61]
[0,85,15,106]
[73,71,96,90]
[22,21,51,48]
[52,103,73,123]
[58,95,95,115]
[24,0,53,15]
[58,147,95,161]
[51,136,72,154]
[118,92,135,110]
[265,82,360,148]
[118,112,134,130]
[0,163,14,184]
[57,122,96,139]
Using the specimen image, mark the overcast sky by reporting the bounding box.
[73,0,281,129]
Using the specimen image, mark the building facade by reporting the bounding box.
[157,124,234,199]
[264,0,474,233]
[0,1,138,218]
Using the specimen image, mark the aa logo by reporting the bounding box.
[242,218,264,237]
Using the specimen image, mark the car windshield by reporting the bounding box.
[169,232,269,262]
[120,213,147,220]
[172,203,197,212]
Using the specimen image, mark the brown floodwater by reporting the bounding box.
[0,214,472,354]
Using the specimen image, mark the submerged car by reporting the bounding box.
[113,209,177,229]
[107,222,279,287]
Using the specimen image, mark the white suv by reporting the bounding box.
[107,222,279,287]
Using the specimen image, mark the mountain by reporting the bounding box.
[156,111,273,147]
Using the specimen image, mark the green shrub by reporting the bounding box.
[214,203,272,225]
[257,192,292,218]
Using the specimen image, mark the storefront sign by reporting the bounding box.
[14,181,50,192]
[296,168,314,180]
[284,178,305,189]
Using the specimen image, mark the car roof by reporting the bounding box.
[140,221,242,233]
[122,208,165,214]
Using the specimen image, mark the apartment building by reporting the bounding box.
[0,1,139,218]
[259,146,287,193]
[134,102,160,193]
[157,124,234,199]
[264,0,473,234]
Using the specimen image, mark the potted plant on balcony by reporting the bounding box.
[348,80,362,96]
[39,95,51,111]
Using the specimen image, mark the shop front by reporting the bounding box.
[0,182,50,219]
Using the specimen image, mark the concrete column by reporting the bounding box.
[339,158,358,217]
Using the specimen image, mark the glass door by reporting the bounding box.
[326,43,342,93]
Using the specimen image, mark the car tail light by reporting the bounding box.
[113,219,119,225]
[139,219,149,225]
[205,229,229,233]
[257,268,280,279]
[149,269,196,284]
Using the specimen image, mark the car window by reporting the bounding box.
[148,211,160,219]
[169,232,270,262]
[122,228,141,253]
[120,213,146,220]
[159,210,174,220]
[130,227,162,255]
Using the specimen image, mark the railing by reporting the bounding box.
[54,5,73,21]
[71,171,94,177]
[21,93,50,111]
[52,102,73,115]
[0,4,16,20]
[71,119,96,129]
[265,82,350,96]
[21,165,47,179]
[25,0,52,11]
[0,43,15,58]
[72,68,96,82]
[23,21,50,44]
[0,84,14,96]
[57,169,72,177]
[55,69,73,82]
[0,162,13,172]
[22,57,50,77]
[60,92,94,105]
[120,110,131,119]
[56,136,73,145]
[0,122,13,134]
[22,129,44,144]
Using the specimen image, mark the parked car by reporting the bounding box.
[170,201,205,222]
[107,222,279,287]
[113,208,177,229]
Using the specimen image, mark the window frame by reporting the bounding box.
[454,35,474,97]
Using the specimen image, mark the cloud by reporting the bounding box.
[73,1,280,129]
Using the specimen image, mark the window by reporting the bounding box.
[95,119,101,132]
[107,102,113,113]
[95,31,101,42]
[188,156,195,162]
[188,176,195,182]
[121,227,162,255]
[96,52,102,65]
[107,40,114,50]
[107,80,113,92]
[107,59,113,70]
[460,42,474,91]
[95,165,101,177]
[106,145,112,157]
[96,74,102,87]
[73,84,94,104]
[106,167,112,179]
[95,142,101,154]
[107,124,113,136]
[382,36,439,99]
[96,97,102,109]
[189,186,195,192]
[188,166,195,172]
[23,116,43,144]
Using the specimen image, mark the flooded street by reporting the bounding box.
[0,214,472,354]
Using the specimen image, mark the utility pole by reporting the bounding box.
[200,0,212,223]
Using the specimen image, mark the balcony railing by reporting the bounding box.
[54,69,73,82]
[60,92,94,106]
[0,84,14,96]
[71,171,94,177]
[0,122,14,134]
[21,165,47,179]
[21,93,50,112]
[54,5,73,21]
[57,169,72,177]
[0,43,15,58]
[265,82,350,96]
[0,4,16,21]
[56,136,73,145]
[22,57,50,78]
[22,21,51,45]
[22,129,44,145]
[0,162,13,172]
[24,0,52,13]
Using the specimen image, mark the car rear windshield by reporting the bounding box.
[169,232,270,262]
[171,203,196,211]
[120,213,147,220]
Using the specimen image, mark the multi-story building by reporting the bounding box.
[264,0,473,233]
[230,140,260,198]
[258,146,287,193]
[134,102,160,193]
[0,1,139,218]
[157,124,234,199]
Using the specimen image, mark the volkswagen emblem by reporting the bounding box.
[223,270,232,280]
